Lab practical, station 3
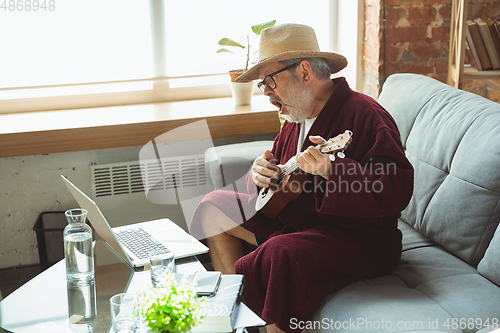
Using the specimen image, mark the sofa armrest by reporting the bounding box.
[204,141,274,191]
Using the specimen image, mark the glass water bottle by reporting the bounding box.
[64,208,94,282]
[64,208,96,332]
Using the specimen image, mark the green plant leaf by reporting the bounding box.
[218,38,245,49]
[216,48,236,54]
[251,20,276,35]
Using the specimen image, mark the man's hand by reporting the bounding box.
[296,136,332,180]
[252,150,283,189]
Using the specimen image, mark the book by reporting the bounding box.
[485,18,500,59]
[465,40,481,71]
[492,18,500,37]
[475,18,500,69]
[467,19,492,70]
[465,23,483,71]
[192,274,245,333]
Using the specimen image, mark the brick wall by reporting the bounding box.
[363,0,500,101]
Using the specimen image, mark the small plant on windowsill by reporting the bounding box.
[217,20,276,105]
[217,20,276,82]
[136,273,207,333]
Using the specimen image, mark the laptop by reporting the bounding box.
[61,175,208,268]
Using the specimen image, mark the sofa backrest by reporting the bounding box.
[378,73,500,265]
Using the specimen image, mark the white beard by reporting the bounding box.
[282,80,315,123]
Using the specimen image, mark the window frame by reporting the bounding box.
[0,75,234,113]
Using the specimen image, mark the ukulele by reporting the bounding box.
[255,130,353,218]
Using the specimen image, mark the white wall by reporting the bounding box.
[0,145,143,268]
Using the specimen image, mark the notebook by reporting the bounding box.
[61,175,208,268]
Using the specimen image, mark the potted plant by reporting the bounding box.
[217,20,276,105]
[136,273,207,333]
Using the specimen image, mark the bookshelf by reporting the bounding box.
[447,0,500,88]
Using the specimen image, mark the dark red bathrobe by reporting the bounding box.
[190,77,414,332]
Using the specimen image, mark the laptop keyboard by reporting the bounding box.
[115,228,169,260]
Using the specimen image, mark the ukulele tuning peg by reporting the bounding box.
[329,154,336,162]
[337,151,345,158]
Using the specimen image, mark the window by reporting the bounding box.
[334,0,364,92]
[0,0,361,114]
[0,0,153,88]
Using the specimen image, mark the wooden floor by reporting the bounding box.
[0,265,41,299]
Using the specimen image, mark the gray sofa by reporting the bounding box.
[204,74,500,333]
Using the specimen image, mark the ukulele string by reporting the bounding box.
[269,141,334,185]
[270,162,298,184]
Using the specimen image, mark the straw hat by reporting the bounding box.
[236,23,347,82]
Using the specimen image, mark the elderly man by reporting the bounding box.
[190,24,414,333]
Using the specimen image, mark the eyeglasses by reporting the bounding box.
[257,62,301,94]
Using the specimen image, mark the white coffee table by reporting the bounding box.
[0,239,264,332]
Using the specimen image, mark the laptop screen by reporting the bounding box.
[61,175,132,264]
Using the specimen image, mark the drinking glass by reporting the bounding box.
[149,249,175,288]
[109,293,140,333]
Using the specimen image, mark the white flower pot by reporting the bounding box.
[230,81,254,105]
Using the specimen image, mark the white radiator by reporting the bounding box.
[90,154,206,231]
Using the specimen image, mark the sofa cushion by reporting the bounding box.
[311,244,498,333]
[398,219,437,251]
[392,245,476,288]
[311,282,463,333]
[312,272,500,333]
[378,74,500,265]
[477,328,500,333]
[478,225,500,287]
[415,274,500,332]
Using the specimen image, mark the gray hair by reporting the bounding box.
[279,58,331,81]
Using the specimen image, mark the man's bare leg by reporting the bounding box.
[199,203,257,274]
[199,204,286,333]
[267,324,286,333]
